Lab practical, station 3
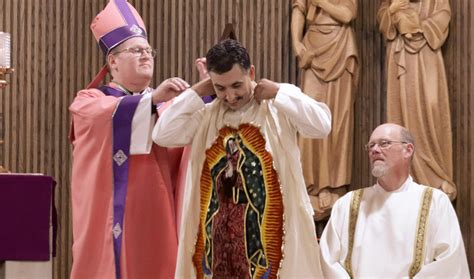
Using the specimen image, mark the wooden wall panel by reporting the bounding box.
[351,0,386,191]
[446,0,474,269]
[0,0,472,277]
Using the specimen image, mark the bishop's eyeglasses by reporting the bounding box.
[113,47,157,58]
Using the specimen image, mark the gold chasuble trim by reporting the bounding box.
[409,187,433,278]
[192,124,284,279]
[344,189,364,278]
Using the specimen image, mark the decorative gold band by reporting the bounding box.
[344,189,364,278]
[409,187,433,278]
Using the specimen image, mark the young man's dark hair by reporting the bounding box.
[205,39,251,74]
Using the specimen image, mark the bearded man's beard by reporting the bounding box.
[371,162,387,178]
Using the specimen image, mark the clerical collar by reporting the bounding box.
[110,81,132,95]
[111,80,148,95]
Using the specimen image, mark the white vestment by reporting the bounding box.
[153,84,331,278]
[320,176,470,278]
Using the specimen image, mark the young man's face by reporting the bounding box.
[209,64,255,111]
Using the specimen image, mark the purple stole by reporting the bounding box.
[99,85,142,279]
[99,84,212,279]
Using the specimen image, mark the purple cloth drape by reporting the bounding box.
[0,174,57,261]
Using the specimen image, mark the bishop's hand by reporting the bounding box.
[152,77,190,104]
[195,57,209,81]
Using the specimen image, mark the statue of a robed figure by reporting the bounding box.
[291,0,359,221]
[377,0,456,200]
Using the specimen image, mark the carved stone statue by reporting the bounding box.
[291,0,358,221]
[377,0,456,199]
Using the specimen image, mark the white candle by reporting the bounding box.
[0,32,11,68]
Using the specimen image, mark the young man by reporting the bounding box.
[153,39,331,278]
[69,0,188,278]
[319,123,470,278]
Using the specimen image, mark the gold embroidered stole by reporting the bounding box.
[344,188,364,278]
[344,187,433,278]
[408,187,433,278]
